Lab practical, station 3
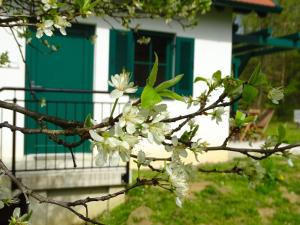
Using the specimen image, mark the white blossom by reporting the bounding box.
[113,124,139,147]
[41,0,57,11]
[151,104,169,123]
[108,71,137,98]
[89,130,103,142]
[36,20,54,38]
[211,107,225,124]
[142,122,170,145]
[184,96,199,109]
[89,119,141,167]
[137,150,146,163]
[137,150,150,166]
[140,104,171,144]
[118,104,145,134]
[90,128,133,166]
[191,139,208,152]
[166,163,188,207]
[268,87,284,104]
[175,197,182,207]
[287,158,294,167]
[166,136,188,158]
[54,16,71,35]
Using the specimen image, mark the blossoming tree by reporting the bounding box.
[0,1,297,225]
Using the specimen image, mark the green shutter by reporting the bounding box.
[109,29,134,90]
[175,37,194,96]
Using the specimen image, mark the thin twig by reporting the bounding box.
[9,27,25,63]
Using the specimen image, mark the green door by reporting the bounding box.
[25,24,95,154]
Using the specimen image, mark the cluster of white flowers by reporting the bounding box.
[36,0,72,38]
[166,162,188,207]
[268,87,284,104]
[89,125,138,166]
[109,71,137,98]
[36,16,71,38]
[41,0,57,11]
[141,104,170,144]
[89,102,172,165]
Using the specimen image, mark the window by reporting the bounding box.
[133,31,173,88]
[109,29,194,96]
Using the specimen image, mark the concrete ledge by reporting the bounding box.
[17,167,127,190]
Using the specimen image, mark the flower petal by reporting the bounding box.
[109,152,120,166]
[89,130,103,142]
[126,122,136,134]
[125,87,137,93]
[36,30,43,38]
[95,151,107,167]
[110,89,123,98]
[44,29,53,37]
[60,28,67,35]
[176,197,182,208]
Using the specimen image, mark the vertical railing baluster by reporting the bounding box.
[45,103,48,170]
[24,99,28,171]
[55,102,58,169]
[83,101,87,169]
[12,97,17,178]
[64,102,67,169]
[35,100,38,170]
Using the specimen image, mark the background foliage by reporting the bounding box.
[240,0,300,120]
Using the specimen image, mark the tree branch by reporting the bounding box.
[0,100,82,128]
[198,165,243,174]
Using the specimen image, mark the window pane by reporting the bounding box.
[152,36,169,63]
[134,64,149,87]
[134,64,166,87]
[135,42,150,62]
[156,65,166,85]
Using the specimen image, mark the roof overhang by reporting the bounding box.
[213,0,282,15]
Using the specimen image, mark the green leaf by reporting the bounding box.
[155,74,183,92]
[235,110,246,121]
[20,210,32,222]
[158,89,184,101]
[235,110,246,127]
[189,125,199,140]
[84,113,93,128]
[141,85,162,108]
[212,70,222,82]
[248,64,267,86]
[180,131,190,142]
[244,115,257,123]
[242,84,258,103]
[277,124,286,143]
[194,76,209,86]
[146,52,158,87]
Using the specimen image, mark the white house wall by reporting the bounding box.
[0,9,233,166]
[0,27,26,163]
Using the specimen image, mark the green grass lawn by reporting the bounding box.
[98,156,300,225]
[266,121,300,144]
